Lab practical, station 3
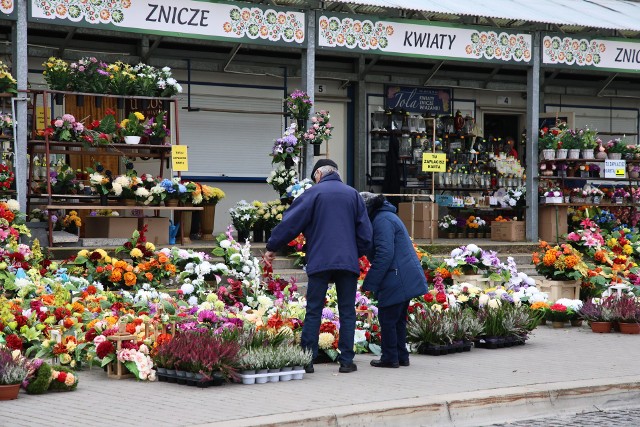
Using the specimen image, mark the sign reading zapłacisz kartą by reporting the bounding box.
[604,159,626,179]
[386,86,451,114]
[318,14,532,64]
[29,0,305,46]
[543,34,640,73]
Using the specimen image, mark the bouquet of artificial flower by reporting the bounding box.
[44,114,84,142]
[0,61,17,94]
[286,178,313,199]
[532,241,588,281]
[302,110,332,145]
[612,187,630,199]
[271,122,300,165]
[285,90,313,120]
[119,112,146,137]
[267,164,298,197]
[229,200,257,232]
[42,57,71,91]
[438,215,457,230]
[606,138,631,154]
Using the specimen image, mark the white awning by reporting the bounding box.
[329,0,640,32]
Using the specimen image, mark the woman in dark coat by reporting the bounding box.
[360,192,428,368]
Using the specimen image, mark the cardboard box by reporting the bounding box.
[398,202,438,239]
[143,217,170,245]
[84,217,139,239]
[491,221,526,242]
[398,202,437,222]
[539,205,569,243]
[405,219,437,239]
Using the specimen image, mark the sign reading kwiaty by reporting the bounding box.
[318,14,532,64]
[386,86,451,114]
[29,0,305,46]
[543,34,640,73]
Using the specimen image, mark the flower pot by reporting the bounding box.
[268,368,280,383]
[567,149,580,159]
[313,143,321,156]
[615,197,624,204]
[590,321,612,333]
[593,196,602,204]
[124,198,136,206]
[619,322,640,334]
[556,148,568,159]
[264,228,272,241]
[292,366,304,380]
[237,229,250,242]
[99,193,108,206]
[124,136,141,145]
[279,366,293,382]
[253,226,264,243]
[54,93,64,105]
[156,367,167,375]
[0,383,20,400]
[609,153,622,160]
[456,232,465,239]
[165,198,179,207]
[241,370,256,385]
[551,321,565,328]
[149,136,165,145]
[201,203,216,241]
[595,151,608,159]
[94,96,103,108]
[76,94,84,107]
[541,149,555,160]
[117,98,125,109]
[255,369,269,384]
[631,171,640,179]
[581,149,594,159]
[447,232,456,239]
[570,319,583,327]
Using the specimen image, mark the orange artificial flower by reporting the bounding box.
[124,271,137,287]
[145,272,153,281]
[158,254,169,264]
[543,251,557,266]
[564,255,579,269]
[110,270,123,282]
[115,260,128,270]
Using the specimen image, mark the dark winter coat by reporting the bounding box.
[362,201,428,307]
[266,173,372,276]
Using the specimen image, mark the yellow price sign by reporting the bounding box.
[171,146,189,171]
[616,168,625,177]
[422,153,447,172]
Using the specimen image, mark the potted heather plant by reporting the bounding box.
[611,294,640,334]
[579,299,613,333]
[0,346,30,400]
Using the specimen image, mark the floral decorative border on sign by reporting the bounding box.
[543,36,604,66]
[223,7,304,43]
[467,31,531,62]
[318,15,393,50]
[1,0,14,14]
[33,0,131,24]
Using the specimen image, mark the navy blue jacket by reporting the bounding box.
[266,173,372,276]
[362,202,428,307]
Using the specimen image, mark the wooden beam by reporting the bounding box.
[57,28,77,57]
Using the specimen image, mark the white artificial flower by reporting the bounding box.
[466,244,479,254]
[181,282,195,295]
[6,199,19,211]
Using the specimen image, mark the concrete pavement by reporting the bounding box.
[2,326,639,427]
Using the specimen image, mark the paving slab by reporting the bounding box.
[1,326,638,427]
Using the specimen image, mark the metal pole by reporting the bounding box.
[12,0,28,213]
[526,32,541,242]
[355,55,367,190]
[301,10,316,179]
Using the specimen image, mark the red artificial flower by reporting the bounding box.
[84,328,97,343]
[105,108,116,116]
[86,285,97,295]
[56,371,67,383]
[96,340,115,359]
[54,307,71,321]
[14,314,28,328]
[424,293,434,303]
[436,293,447,304]
[5,334,23,351]
[550,303,567,312]
[53,342,68,355]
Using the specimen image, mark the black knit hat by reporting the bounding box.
[311,159,338,178]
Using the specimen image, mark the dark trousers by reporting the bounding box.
[378,300,410,364]
[301,270,358,365]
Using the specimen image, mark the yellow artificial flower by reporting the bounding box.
[145,242,155,251]
[623,245,633,255]
[130,248,143,258]
[78,250,89,258]
[134,111,145,121]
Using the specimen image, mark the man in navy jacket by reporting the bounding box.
[263,159,372,374]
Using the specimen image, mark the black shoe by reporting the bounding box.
[304,364,314,374]
[338,362,358,373]
[370,359,399,368]
[399,360,410,367]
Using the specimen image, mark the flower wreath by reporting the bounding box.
[49,365,79,391]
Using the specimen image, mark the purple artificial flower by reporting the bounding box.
[322,307,335,320]
[197,310,218,324]
[465,256,479,264]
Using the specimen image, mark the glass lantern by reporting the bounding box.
[399,133,412,158]
[372,111,386,131]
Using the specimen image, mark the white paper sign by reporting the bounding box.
[604,159,626,178]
